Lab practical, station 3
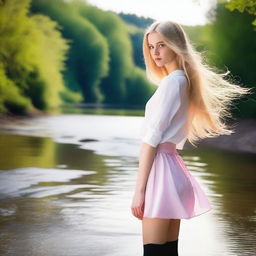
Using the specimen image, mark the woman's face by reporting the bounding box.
[147,32,177,67]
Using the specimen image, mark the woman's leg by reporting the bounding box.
[164,219,181,255]
[142,217,171,244]
[166,219,181,241]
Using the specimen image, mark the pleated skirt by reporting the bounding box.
[143,142,213,219]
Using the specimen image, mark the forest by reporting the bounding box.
[0,0,255,117]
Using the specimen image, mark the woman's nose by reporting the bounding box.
[154,47,159,55]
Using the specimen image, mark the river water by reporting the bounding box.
[0,112,255,256]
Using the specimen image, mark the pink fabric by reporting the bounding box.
[143,142,213,219]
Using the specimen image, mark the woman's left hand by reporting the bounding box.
[131,190,145,220]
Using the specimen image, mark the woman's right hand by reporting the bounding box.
[131,190,145,220]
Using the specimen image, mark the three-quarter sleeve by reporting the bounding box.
[142,76,187,148]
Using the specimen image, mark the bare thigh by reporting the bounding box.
[167,218,181,241]
[142,218,181,245]
[141,218,167,244]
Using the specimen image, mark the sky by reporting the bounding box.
[87,0,217,26]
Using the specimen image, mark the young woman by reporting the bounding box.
[130,20,251,256]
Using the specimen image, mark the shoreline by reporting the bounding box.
[0,111,54,124]
[0,113,256,154]
[187,118,256,155]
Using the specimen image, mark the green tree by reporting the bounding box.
[31,0,110,103]
[0,0,74,114]
[206,3,256,117]
[74,0,134,103]
[225,0,256,26]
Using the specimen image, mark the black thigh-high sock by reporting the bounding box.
[143,242,166,256]
[163,239,178,256]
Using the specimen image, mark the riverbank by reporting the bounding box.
[0,113,255,154]
[0,111,52,123]
[191,118,256,154]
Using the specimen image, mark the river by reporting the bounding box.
[0,111,255,256]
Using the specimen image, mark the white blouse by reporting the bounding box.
[140,69,190,150]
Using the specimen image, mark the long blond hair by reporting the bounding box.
[142,20,252,147]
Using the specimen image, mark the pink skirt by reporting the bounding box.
[143,142,213,219]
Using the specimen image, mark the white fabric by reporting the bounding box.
[140,69,190,149]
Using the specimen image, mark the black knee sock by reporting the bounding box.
[164,239,178,256]
[143,242,166,256]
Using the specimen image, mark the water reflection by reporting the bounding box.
[182,147,256,256]
[0,114,255,256]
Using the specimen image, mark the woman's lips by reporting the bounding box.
[155,58,162,61]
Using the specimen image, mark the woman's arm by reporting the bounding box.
[131,142,157,220]
[135,142,157,193]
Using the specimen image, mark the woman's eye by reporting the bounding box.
[149,44,164,49]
